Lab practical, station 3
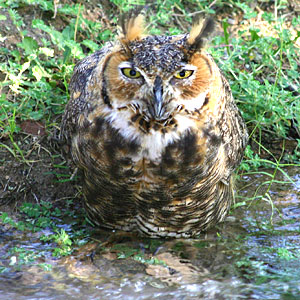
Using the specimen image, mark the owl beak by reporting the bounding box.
[151,76,164,120]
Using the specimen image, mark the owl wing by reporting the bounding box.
[219,74,248,184]
[60,44,113,143]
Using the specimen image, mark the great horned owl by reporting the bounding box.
[61,13,248,238]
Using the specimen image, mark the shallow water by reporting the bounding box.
[1,167,300,300]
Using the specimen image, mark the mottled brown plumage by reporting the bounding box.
[61,13,248,238]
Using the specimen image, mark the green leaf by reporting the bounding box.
[19,36,39,55]
[82,40,99,52]
[0,15,7,21]
[32,64,49,81]
[250,29,260,42]
[63,46,71,64]
[99,29,112,42]
[222,19,230,55]
[38,263,52,271]
[39,47,54,57]
[0,212,10,223]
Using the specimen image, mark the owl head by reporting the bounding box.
[101,12,216,130]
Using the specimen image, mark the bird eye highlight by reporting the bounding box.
[121,68,142,79]
[174,70,194,79]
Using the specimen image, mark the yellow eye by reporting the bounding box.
[174,70,194,79]
[121,68,142,79]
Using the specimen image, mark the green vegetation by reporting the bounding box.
[110,243,167,265]
[1,0,299,159]
[1,0,299,158]
[0,200,88,270]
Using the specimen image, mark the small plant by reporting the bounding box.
[276,247,298,261]
[41,228,73,257]
[0,1,108,136]
[211,16,300,152]
[0,200,89,270]
[111,244,167,266]
[236,257,271,284]
[6,246,52,270]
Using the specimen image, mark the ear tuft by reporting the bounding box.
[119,9,146,43]
[187,17,215,51]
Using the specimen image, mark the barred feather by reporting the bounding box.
[61,11,248,238]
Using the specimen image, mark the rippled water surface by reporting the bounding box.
[1,167,300,300]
